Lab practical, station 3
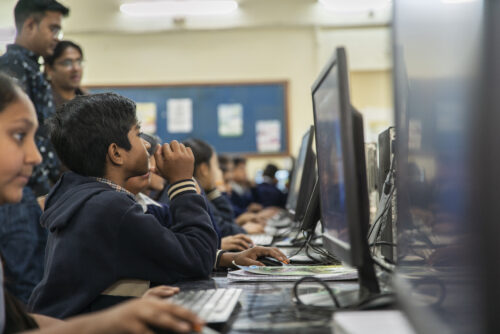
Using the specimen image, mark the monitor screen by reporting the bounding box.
[313,64,349,246]
[286,129,311,212]
[311,47,380,302]
[393,0,484,332]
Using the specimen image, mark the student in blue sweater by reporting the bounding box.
[255,163,288,208]
[28,93,219,319]
[0,73,205,334]
[182,139,265,238]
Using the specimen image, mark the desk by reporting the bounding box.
[172,272,359,334]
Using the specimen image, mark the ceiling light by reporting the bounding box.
[318,0,392,12]
[120,0,238,17]
[441,0,478,3]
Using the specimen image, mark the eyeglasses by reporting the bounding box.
[139,133,161,156]
[48,25,63,40]
[55,59,84,69]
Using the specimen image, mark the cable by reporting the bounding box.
[286,231,313,258]
[293,276,341,308]
[369,241,396,247]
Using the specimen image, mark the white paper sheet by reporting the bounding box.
[256,120,281,152]
[218,103,243,137]
[167,98,193,133]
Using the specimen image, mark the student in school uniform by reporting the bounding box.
[183,138,266,237]
[254,163,288,208]
[229,156,263,216]
[0,72,205,334]
[124,162,289,256]
[28,92,219,318]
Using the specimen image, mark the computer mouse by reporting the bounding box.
[257,256,283,266]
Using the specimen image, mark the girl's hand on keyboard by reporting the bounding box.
[143,285,180,299]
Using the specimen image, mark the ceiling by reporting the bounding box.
[0,0,391,38]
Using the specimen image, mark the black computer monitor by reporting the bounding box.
[291,127,317,222]
[393,0,483,332]
[311,47,380,305]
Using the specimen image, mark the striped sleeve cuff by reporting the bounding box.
[167,178,197,201]
[206,188,222,201]
[214,250,227,269]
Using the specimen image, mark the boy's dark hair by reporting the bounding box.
[263,164,278,178]
[48,92,137,177]
[44,40,83,66]
[0,73,21,113]
[183,138,214,170]
[14,0,70,32]
[233,156,246,167]
[218,154,231,173]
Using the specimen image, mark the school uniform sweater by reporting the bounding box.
[28,172,218,318]
[255,179,287,208]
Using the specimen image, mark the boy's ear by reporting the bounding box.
[107,143,124,166]
[198,162,210,177]
[23,16,37,35]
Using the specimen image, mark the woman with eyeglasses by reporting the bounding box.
[44,40,86,107]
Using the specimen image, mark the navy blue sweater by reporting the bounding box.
[28,172,218,318]
[255,182,287,208]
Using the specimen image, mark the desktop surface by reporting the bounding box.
[172,272,359,334]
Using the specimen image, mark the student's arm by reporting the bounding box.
[30,313,64,329]
[117,191,218,282]
[23,298,203,334]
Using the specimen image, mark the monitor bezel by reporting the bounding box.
[293,126,317,222]
[286,126,313,213]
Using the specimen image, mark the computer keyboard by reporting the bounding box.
[167,288,242,323]
[250,234,274,246]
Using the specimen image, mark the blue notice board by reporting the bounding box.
[88,82,289,156]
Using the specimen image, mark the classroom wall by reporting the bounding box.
[66,25,393,179]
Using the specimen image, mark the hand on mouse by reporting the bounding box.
[218,246,289,268]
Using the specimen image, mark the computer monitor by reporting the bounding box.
[393,0,484,332]
[312,47,380,305]
[289,126,317,222]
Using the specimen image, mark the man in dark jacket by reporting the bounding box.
[28,93,218,318]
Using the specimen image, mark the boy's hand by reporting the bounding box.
[143,285,180,299]
[155,140,195,184]
[97,298,204,334]
[219,246,289,268]
[242,222,265,234]
[221,234,253,251]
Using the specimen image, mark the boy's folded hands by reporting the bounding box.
[155,140,195,184]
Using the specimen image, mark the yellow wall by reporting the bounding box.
[67,26,393,178]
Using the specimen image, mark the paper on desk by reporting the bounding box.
[228,265,357,282]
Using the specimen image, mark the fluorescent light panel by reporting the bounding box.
[120,0,238,17]
[441,0,478,3]
[319,0,392,12]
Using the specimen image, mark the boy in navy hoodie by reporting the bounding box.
[28,93,218,319]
